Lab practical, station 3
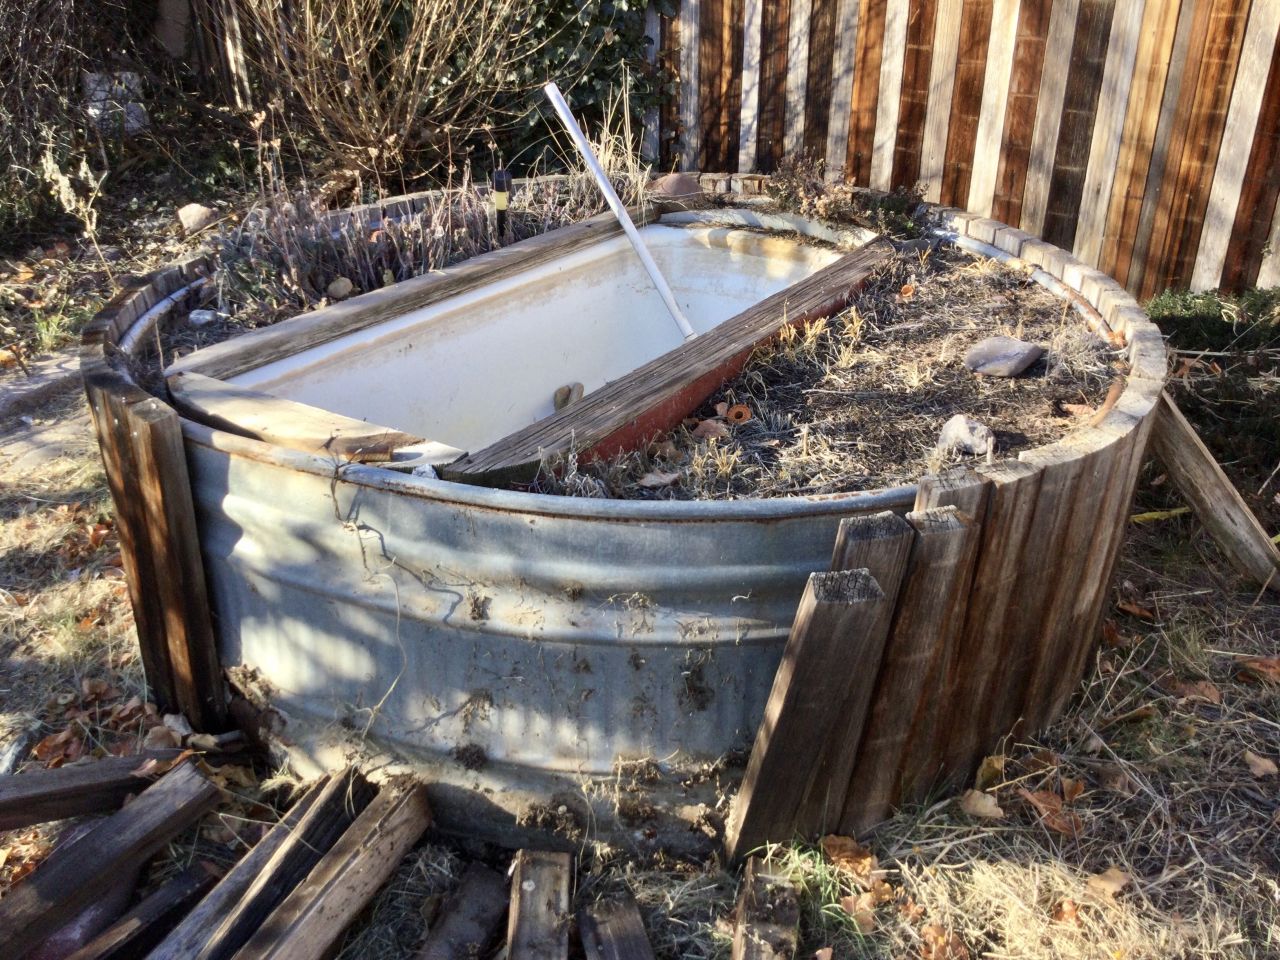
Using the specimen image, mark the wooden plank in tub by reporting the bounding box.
[441,238,893,486]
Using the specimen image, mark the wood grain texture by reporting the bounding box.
[871,0,912,189]
[1256,181,1280,288]
[785,0,813,157]
[580,894,656,960]
[443,239,891,485]
[0,762,218,960]
[737,0,764,171]
[64,863,219,960]
[839,507,980,834]
[235,780,433,960]
[847,0,889,185]
[939,0,995,206]
[891,0,940,190]
[1140,0,1252,298]
[1097,0,1182,285]
[1040,0,1117,251]
[1192,0,1280,290]
[731,859,799,960]
[1221,29,1280,291]
[1021,0,1082,233]
[966,0,1021,216]
[680,0,702,168]
[990,0,1052,228]
[416,863,509,960]
[1152,392,1280,591]
[507,850,572,960]
[756,0,792,170]
[919,0,964,200]
[1073,0,1146,266]
[726,570,892,859]
[700,0,747,171]
[808,0,841,159]
[0,750,181,831]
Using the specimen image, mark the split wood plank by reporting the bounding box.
[919,0,963,201]
[233,779,433,960]
[1152,391,1280,592]
[737,0,764,171]
[166,371,450,464]
[848,0,889,186]
[891,0,940,191]
[1097,0,1182,285]
[1073,0,1146,267]
[731,858,800,960]
[168,210,655,382]
[1191,0,1280,290]
[966,0,1021,216]
[803,0,838,158]
[0,761,219,960]
[991,0,1053,229]
[65,863,220,960]
[0,749,182,831]
[680,0,702,169]
[1020,0,1081,234]
[754,0,791,171]
[726,569,892,860]
[784,0,813,157]
[189,768,376,960]
[580,893,656,960]
[838,506,980,835]
[795,511,915,834]
[870,0,911,190]
[152,776,325,959]
[442,239,891,486]
[939,0,995,207]
[824,0,863,177]
[416,862,509,960]
[507,850,573,960]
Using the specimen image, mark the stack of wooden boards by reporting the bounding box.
[0,753,801,960]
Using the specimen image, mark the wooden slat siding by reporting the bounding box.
[679,0,701,170]
[847,0,889,185]
[785,0,813,157]
[507,851,572,960]
[838,507,980,835]
[737,0,764,171]
[663,11,682,169]
[1259,198,1280,288]
[808,0,841,159]
[1039,0,1118,251]
[891,0,939,190]
[725,0,748,171]
[871,0,912,189]
[1073,0,1147,267]
[966,0,1021,215]
[1098,0,1182,285]
[731,859,800,960]
[755,0,791,170]
[580,895,656,960]
[1143,0,1253,297]
[1131,0,1232,296]
[1221,33,1280,290]
[1193,0,1280,290]
[1021,0,1082,233]
[643,7,662,163]
[990,0,1052,225]
[796,512,915,832]
[726,570,891,858]
[938,0,995,207]
[700,0,724,169]
[919,0,964,200]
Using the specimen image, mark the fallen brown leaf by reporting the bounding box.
[1062,403,1094,418]
[1167,677,1222,704]
[1244,749,1278,778]
[691,419,730,440]
[840,891,877,933]
[637,470,681,488]
[974,754,1005,791]
[1061,777,1084,804]
[813,949,833,960]
[1238,657,1280,684]
[1087,866,1132,900]
[1052,898,1080,925]
[1018,788,1083,837]
[920,924,969,960]
[958,789,1004,819]
[1116,599,1156,621]
[820,835,884,890]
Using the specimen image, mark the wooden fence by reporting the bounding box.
[655,0,1280,297]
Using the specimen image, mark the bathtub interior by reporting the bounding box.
[225,224,843,452]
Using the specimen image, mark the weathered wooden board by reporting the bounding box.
[755,0,792,170]
[234,780,433,960]
[507,850,572,960]
[442,239,891,486]
[0,750,182,831]
[966,0,1020,216]
[1020,0,1082,234]
[737,0,764,171]
[991,0,1052,229]
[731,858,799,960]
[919,0,963,201]
[725,569,892,860]
[580,894,656,960]
[824,0,863,176]
[166,371,449,464]
[848,0,889,186]
[64,863,219,960]
[939,0,995,207]
[0,762,218,960]
[870,0,911,190]
[891,0,940,190]
[416,862,509,960]
[680,0,703,170]
[784,0,812,158]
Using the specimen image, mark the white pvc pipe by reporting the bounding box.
[543,82,697,340]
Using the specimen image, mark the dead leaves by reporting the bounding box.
[1237,656,1280,685]
[920,924,970,960]
[821,835,895,935]
[637,470,681,489]
[958,789,1004,819]
[691,418,730,440]
[1018,787,1083,838]
[1086,866,1133,900]
[1244,749,1278,778]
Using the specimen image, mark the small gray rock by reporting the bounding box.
[964,335,1045,377]
[177,202,217,235]
[188,308,218,326]
[326,276,354,300]
[937,414,995,457]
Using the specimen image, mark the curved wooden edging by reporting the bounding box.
[82,186,1167,843]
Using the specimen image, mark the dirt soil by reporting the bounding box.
[535,244,1119,500]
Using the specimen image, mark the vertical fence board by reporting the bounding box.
[679,0,702,169]
[871,0,912,189]
[848,0,890,184]
[991,0,1052,226]
[785,0,813,157]
[1073,0,1146,266]
[737,0,764,171]
[1255,177,1280,288]
[808,0,841,159]
[920,0,963,200]
[891,0,940,190]
[1192,0,1280,290]
[939,0,995,206]
[966,0,1021,216]
[1021,0,1081,234]
[757,0,792,169]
